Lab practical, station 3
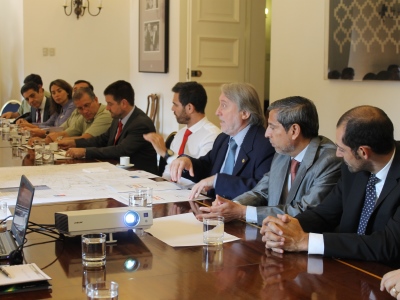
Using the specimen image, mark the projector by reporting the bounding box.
[55,206,153,236]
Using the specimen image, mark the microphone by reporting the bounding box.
[12,112,31,124]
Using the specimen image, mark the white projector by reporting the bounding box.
[55,206,153,236]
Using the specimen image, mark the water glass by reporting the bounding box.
[21,129,30,145]
[203,216,224,245]
[82,233,106,268]
[136,187,153,207]
[42,149,54,165]
[86,281,118,300]
[1,119,10,132]
[128,190,145,207]
[34,145,44,165]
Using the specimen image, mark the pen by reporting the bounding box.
[0,266,12,278]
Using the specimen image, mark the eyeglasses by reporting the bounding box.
[76,101,94,112]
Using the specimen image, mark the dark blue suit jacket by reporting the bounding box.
[297,142,400,267]
[183,124,275,199]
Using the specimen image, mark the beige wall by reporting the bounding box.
[0,0,24,101]
[270,0,400,141]
[23,0,130,101]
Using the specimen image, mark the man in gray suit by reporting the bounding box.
[198,96,342,225]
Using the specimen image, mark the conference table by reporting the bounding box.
[0,140,396,299]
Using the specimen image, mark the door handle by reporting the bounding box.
[191,70,202,77]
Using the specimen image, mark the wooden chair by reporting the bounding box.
[146,94,159,123]
[158,131,177,176]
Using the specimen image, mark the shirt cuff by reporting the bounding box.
[245,205,257,223]
[213,174,218,188]
[308,233,324,255]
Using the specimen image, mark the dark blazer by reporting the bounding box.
[26,96,51,123]
[183,124,275,199]
[296,142,400,267]
[234,136,342,225]
[75,107,158,174]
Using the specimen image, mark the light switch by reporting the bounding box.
[42,48,48,56]
[49,48,55,56]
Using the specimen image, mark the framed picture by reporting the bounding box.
[139,0,169,73]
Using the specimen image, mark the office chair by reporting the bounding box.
[0,100,21,115]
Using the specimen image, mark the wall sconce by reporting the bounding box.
[265,8,269,18]
[63,0,103,19]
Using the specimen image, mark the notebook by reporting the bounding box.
[0,175,35,259]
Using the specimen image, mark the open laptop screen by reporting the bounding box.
[11,175,35,247]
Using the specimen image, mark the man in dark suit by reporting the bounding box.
[19,81,51,123]
[197,96,342,225]
[170,82,275,200]
[261,106,400,267]
[64,80,158,174]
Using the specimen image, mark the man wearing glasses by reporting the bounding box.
[43,86,112,144]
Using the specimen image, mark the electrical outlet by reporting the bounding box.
[49,48,55,56]
[42,48,48,56]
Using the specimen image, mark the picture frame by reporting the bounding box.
[139,0,169,73]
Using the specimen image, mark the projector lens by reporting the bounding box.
[124,258,140,272]
[124,210,140,227]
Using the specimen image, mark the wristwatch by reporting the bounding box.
[164,149,174,160]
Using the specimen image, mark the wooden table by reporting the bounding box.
[2,198,395,300]
[0,147,395,299]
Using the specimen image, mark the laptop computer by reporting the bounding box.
[0,175,35,259]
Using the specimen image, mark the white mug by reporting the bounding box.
[120,156,130,166]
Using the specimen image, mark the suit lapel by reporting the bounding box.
[232,125,255,175]
[375,144,400,207]
[269,154,290,206]
[287,137,319,201]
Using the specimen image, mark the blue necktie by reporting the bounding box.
[357,174,379,235]
[221,138,237,175]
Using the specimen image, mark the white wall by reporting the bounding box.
[270,0,400,141]
[23,0,130,100]
[0,0,24,101]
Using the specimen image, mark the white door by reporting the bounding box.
[187,0,249,127]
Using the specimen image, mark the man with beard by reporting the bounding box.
[144,81,220,181]
[261,105,400,267]
[63,80,158,174]
[197,96,342,225]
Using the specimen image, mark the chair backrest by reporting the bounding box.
[146,94,159,123]
[0,100,21,115]
[158,131,177,176]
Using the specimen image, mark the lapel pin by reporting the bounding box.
[242,159,245,163]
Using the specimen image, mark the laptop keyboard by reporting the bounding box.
[0,232,14,255]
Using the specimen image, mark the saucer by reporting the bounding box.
[116,163,135,169]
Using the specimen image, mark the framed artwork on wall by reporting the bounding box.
[139,0,169,73]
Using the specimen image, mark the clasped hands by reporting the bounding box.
[260,214,309,253]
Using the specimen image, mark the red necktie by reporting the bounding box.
[290,159,300,184]
[114,120,123,145]
[178,129,192,155]
[37,109,42,123]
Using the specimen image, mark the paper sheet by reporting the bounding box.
[145,213,240,247]
[0,263,51,286]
